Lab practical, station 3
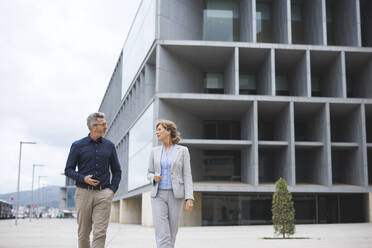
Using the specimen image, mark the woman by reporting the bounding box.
[147,119,194,248]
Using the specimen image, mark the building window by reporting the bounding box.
[256,1,272,43]
[276,75,289,96]
[204,73,224,94]
[239,74,257,95]
[202,193,366,225]
[204,120,241,139]
[326,2,335,45]
[291,0,304,44]
[128,103,154,190]
[202,150,241,182]
[202,193,272,225]
[311,75,321,96]
[361,0,372,47]
[203,0,240,41]
[66,187,76,209]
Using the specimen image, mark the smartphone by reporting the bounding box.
[91,175,100,181]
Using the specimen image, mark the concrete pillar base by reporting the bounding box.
[120,197,141,224]
[369,193,372,223]
[179,192,202,226]
[110,200,120,223]
[142,191,153,227]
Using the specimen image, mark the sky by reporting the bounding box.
[0,0,141,194]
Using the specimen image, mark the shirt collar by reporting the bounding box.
[162,143,175,153]
[88,134,103,143]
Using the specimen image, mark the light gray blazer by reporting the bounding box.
[147,144,194,200]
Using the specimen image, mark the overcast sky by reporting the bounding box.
[0,0,141,194]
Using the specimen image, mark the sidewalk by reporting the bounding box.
[0,219,371,248]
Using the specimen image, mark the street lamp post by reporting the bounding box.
[30,164,46,221]
[16,141,36,226]
[37,175,47,218]
[42,183,48,210]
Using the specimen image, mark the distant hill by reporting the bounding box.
[0,186,61,208]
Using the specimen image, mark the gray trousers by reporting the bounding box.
[151,189,184,248]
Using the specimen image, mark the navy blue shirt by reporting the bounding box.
[65,134,122,193]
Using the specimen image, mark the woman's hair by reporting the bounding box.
[156,119,181,144]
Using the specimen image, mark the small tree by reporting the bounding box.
[272,178,295,238]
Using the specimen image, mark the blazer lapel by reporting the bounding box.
[154,146,162,173]
[171,145,181,169]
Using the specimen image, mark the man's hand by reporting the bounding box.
[185,199,194,213]
[84,175,99,186]
[107,188,115,195]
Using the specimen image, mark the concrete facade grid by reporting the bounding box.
[100,0,372,226]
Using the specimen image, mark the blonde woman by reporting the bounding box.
[147,120,194,248]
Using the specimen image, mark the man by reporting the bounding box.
[65,112,121,248]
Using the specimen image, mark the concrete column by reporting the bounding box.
[355,0,362,47]
[290,51,308,96]
[278,103,292,185]
[110,200,120,223]
[289,102,296,186]
[144,64,156,103]
[352,104,367,186]
[369,193,372,223]
[360,104,369,187]
[321,0,327,45]
[258,49,275,95]
[359,59,372,98]
[234,47,239,95]
[285,0,291,44]
[273,0,290,43]
[324,103,332,186]
[333,0,360,46]
[240,0,255,42]
[155,44,161,93]
[241,146,252,184]
[224,49,237,95]
[179,192,202,226]
[270,49,276,96]
[242,103,255,185]
[319,104,329,186]
[305,50,311,97]
[120,197,141,224]
[360,0,372,47]
[324,52,344,97]
[340,51,347,98]
[142,191,153,227]
[253,101,259,186]
[303,0,325,45]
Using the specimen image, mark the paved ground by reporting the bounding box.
[0,219,371,248]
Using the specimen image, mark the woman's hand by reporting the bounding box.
[185,199,194,213]
[154,174,162,182]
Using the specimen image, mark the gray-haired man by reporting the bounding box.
[65,112,122,248]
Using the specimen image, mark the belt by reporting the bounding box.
[77,185,107,191]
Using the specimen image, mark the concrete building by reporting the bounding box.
[60,176,76,211]
[99,0,372,226]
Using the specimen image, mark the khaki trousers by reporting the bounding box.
[74,187,114,248]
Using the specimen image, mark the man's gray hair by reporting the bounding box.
[87,112,105,129]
